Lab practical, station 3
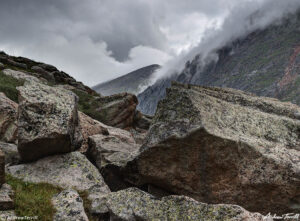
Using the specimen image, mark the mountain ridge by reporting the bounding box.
[93,64,160,96]
[137,11,300,115]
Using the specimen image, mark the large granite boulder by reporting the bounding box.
[105,188,266,221]
[17,81,82,162]
[96,93,138,129]
[6,152,110,215]
[88,130,139,191]
[0,93,18,143]
[126,82,300,215]
[52,189,88,221]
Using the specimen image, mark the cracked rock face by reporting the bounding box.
[6,152,110,215]
[0,93,18,144]
[52,189,88,221]
[17,81,82,162]
[106,188,266,221]
[128,83,300,215]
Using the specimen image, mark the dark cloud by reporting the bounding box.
[0,0,299,86]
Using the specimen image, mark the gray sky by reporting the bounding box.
[0,0,299,86]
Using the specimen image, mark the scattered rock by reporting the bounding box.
[0,184,14,210]
[0,93,18,144]
[52,189,88,221]
[0,142,19,165]
[31,66,55,82]
[88,132,139,191]
[78,111,109,152]
[6,152,110,215]
[0,150,4,186]
[2,69,39,83]
[127,83,300,215]
[0,62,4,70]
[17,81,82,162]
[37,63,58,73]
[6,59,27,70]
[95,93,138,129]
[106,188,266,221]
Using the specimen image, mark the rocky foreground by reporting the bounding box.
[0,55,299,220]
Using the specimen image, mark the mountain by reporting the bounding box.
[93,64,160,96]
[138,11,300,115]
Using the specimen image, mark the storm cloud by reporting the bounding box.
[0,0,299,86]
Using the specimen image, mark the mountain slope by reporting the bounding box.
[138,12,300,115]
[93,64,160,96]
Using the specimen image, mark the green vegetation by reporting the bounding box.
[0,71,24,102]
[6,175,62,221]
[72,89,103,121]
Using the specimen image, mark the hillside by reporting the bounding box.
[138,11,300,115]
[93,64,160,96]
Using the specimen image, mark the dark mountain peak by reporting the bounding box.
[93,64,160,96]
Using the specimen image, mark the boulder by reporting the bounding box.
[87,131,139,191]
[106,188,266,221]
[0,150,4,186]
[0,93,18,144]
[78,111,109,152]
[0,184,14,210]
[0,142,19,165]
[31,66,55,82]
[96,93,138,129]
[6,152,110,215]
[52,189,88,221]
[17,81,82,162]
[6,59,27,70]
[126,82,300,215]
[2,69,39,83]
[0,62,4,70]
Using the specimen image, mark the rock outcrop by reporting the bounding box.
[6,152,110,215]
[17,81,82,162]
[127,82,300,215]
[106,188,266,221]
[0,51,97,96]
[52,189,88,221]
[2,69,40,83]
[0,93,18,144]
[95,93,138,129]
